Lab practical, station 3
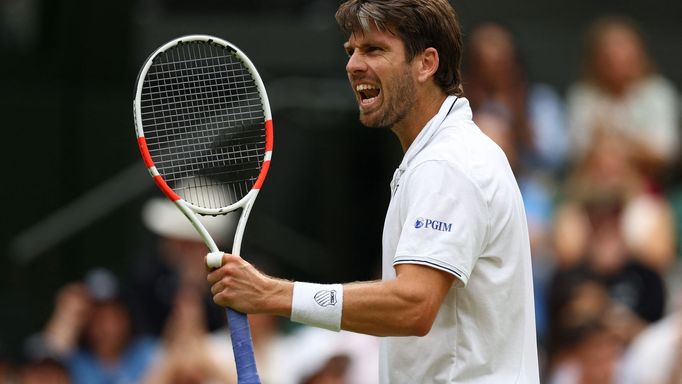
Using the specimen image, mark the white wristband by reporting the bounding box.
[291,282,343,332]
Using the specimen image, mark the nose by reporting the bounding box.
[346,49,366,75]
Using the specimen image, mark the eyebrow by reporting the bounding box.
[343,40,387,53]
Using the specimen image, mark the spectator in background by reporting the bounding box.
[142,281,234,383]
[545,278,624,384]
[15,358,70,384]
[545,14,680,373]
[463,22,568,172]
[617,309,682,384]
[202,312,379,384]
[463,23,566,344]
[558,14,678,275]
[566,16,679,176]
[27,269,158,384]
[546,196,669,381]
[129,197,239,382]
[128,197,236,336]
[558,127,676,273]
[552,201,666,327]
[135,197,379,383]
[267,325,379,384]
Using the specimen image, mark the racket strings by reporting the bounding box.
[140,96,264,125]
[140,60,263,119]
[140,41,266,209]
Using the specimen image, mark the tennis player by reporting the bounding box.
[207,0,540,382]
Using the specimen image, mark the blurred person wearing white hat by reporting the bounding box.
[128,197,237,336]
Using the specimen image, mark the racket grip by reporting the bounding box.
[226,308,261,384]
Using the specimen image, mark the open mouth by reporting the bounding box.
[356,84,381,105]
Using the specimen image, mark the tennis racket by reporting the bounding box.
[133,35,273,384]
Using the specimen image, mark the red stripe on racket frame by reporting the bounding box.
[138,137,181,202]
[253,119,274,190]
[153,175,181,201]
[264,119,273,152]
[137,137,155,169]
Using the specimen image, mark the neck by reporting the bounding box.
[391,88,448,152]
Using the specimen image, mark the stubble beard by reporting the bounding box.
[359,67,416,130]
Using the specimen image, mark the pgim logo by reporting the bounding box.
[414,217,452,232]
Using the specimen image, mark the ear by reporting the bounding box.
[415,47,440,83]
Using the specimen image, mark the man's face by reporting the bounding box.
[344,23,417,129]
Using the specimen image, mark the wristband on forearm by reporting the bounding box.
[290,282,343,331]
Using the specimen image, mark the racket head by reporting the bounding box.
[133,35,273,215]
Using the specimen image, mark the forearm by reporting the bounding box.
[341,278,438,337]
[267,278,433,336]
[208,255,453,337]
[284,267,451,337]
[43,315,81,355]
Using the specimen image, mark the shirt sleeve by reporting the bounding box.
[393,160,488,287]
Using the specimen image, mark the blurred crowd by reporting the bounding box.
[464,16,681,384]
[1,196,378,384]
[1,14,682,384]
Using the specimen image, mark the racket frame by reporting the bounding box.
[133,34,273,384]
[133,34,273,255]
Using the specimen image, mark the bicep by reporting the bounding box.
[396,161,488,286]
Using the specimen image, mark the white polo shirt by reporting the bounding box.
[379,96,539,383]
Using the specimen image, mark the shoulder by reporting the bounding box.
[566,81,599,103]
[404,158,474,190]
[430,119,505,162]
[412,125,512,191]
[634,75,678,100]
[639,74,676,90]
[401,157,488,210]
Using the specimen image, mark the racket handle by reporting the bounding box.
[226,308,261,384]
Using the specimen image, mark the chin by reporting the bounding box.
[359,111,387,129]
[359,116,385,129]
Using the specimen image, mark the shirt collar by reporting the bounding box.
[398,95,464,171]
[389,96,468,196]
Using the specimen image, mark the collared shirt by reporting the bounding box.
[380,96,540,383]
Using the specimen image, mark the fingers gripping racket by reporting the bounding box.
[133,35,272,384]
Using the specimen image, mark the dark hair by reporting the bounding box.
[336,0,464,96]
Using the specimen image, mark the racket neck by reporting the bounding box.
[232,196,257,256]
[174,200,220,253]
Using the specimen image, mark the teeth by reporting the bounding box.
[356,84,378,91]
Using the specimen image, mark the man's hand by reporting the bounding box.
[205,253,293,317]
